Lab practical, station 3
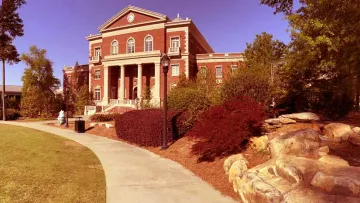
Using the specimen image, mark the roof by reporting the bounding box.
[98,5,168,31]
[0,85,22,93]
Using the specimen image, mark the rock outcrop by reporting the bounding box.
[279,112,320,122]
[269,129,321,157]
[323,123,353,141]
[349,133,360,146]
[224,124,360,203]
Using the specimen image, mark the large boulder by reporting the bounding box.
[228,159,248,183]
[269,129,321,158]
[323,123,352,141]
[349,133,360,146]
[250,135,269,153]
[317,146,330,157]
[311,171,360,197]
[282,188,360,203]
[223,154,247,175]
[234,173,282,203]
[353,127,360,133]
[279,112,320,122]
[318,155,349,166]
[265,118,296,125]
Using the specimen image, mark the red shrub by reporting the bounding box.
[187,96,266,162]
[89,113,121,122]
[115,109,189,147]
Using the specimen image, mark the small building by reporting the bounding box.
[0,85,22,103]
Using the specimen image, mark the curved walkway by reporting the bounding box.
[0,121,236,203]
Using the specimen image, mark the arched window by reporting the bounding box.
[144,35,153,52]
[127,38,135,53]
[111,40,118,55]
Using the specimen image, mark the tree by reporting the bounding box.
[21,46,60,118]
[263,0,360,118]
[74,85,92,115]
[221,33,286,106]
[0,0,26,120]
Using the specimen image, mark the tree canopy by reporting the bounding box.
[0,0,26,120]
[222,32,286,106]
[21,46,60,117]
[262,0,360,118]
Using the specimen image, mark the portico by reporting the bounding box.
[98,53,162,106]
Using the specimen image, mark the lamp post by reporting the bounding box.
[161,54,170,150]
[65,87,69,128]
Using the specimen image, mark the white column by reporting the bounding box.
[154,63,161,102]
[103,66,109,105]
[137,64,142,99]
[89,65,93,92]
[119,65,125,102]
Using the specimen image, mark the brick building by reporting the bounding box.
[64,5,244,113]
[63,63,90,91]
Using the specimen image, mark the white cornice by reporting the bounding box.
[102,23,165,38]
[102,50,162,62]
[98,5,168,31]
[101,19,165,33]
[165,20,191,27]
[85,34,102,41]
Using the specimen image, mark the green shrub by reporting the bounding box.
[168,86,211,126]
[0,108,20,120]
[89,113,121,122]
[221,68,272,105]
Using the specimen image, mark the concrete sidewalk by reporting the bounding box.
[0,121,236,203]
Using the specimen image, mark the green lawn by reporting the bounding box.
[0,124,106,203]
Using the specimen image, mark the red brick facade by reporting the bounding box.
[65,5,244,108]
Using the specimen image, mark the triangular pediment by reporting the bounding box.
[99,5,168,31]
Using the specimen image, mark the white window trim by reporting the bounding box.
[231,65,238,72]
[216,66,223,78]
[94,69,101,80]
[127,37,136,53]
[144,34,153,52]
[94,46,101,57]
[94,87,101,101]
[170,36,180,48]
[111,40,119,55]
[171,64,180,76]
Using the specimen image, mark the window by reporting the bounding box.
[171,64,179,76]
[111,41,118,55]
[231,65,238,72]
[127,38,135,53]
[216,66,222,78]
[171,37,180,48]
[67,76,71,84]
[94,70,101,80]
[144,36,153,52]
[94,88,101,101]
[94,47,101,58]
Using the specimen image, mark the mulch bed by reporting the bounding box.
[45,113,360,201]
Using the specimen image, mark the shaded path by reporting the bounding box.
[0,121,236,203]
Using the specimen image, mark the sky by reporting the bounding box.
[2,0,290,86]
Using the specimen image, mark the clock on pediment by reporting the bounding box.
[127,13,135,23]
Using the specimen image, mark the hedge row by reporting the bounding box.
[89,113,122,122]
[188,96,266,162]
[115,109,188,147]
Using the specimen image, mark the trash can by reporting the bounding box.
[75,117,85,133]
